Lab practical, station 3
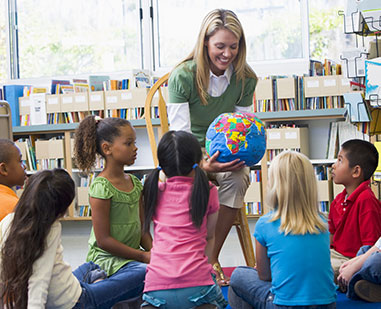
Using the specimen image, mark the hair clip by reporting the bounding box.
[94,115,103,123]
[192,163,198,169]
[157,166,162,171]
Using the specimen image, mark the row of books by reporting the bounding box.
[15,137,66,171]
[253,58,351,113]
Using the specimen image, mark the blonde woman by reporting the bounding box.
[167,8,257,286]
[229,151,337,308]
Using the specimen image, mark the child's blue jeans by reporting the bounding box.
[141,281,228,308]
[347,245,381,299]
[229,266,336,309]
[72,261,146,309]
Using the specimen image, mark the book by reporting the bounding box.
[89,75,110,91]
[365,57,381,106]
[50,80,70,94]
[133,69,151,88]
[3,84,29,126]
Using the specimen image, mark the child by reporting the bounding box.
[329,139,381,280]
[0,139,26,221]
[141,130,227,308]
[229,151,336,308]
[0,168,146,308]
[338,236,381,302]
[74,116,152,300]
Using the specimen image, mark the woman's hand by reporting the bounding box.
[201,151,245,173]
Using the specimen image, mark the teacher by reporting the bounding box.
[167,8,258,286]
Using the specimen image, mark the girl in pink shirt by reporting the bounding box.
[142,130,227,308]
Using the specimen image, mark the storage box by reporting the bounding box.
[15,141,27,161]
[255,79,273,100]
[317,180,331,202]
[244,182,262,203]
[35,139,64,159]
[77,187,89,206]
[72,93,89,112]
[60,94,75,112]
[19,97,31,115]
[276,78,297,99]
[46,95,61,113]
[266,127,309,156]
[333,183,345,198]
[89,91,105,111]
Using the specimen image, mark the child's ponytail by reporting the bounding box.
[142,168,161,233]
[74,115,98,174]
[190,164,209,228]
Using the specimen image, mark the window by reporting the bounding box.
[0,0,7,83]
[309,0,357,62]
[153,0,307,73]
[14,0,141,79]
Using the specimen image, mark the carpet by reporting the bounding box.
[221,268,380,308]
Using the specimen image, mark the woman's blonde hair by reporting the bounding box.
[178,8,257,105]
[267,151,327,235]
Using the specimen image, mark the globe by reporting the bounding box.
[205,112,266,167]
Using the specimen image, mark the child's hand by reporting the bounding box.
[141,250,151,264]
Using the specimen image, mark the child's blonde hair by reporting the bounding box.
[267,151,327,235]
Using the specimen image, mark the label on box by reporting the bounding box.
[285,131,297,139]
[91,94,101,102]
[48,97,58,105]
[121,92,132,101]
[75,95,86,103]
[21,99,30,107]
[268,132,281,140]
[62,97,73,104]
[106,96,118,104]
[307,80,319,88]
[324,79,336,87]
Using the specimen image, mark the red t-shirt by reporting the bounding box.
[329,180,381,258]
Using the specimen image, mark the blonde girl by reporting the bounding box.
[167,8,257,286]
[229,151,336,308]
[74,115,152,303]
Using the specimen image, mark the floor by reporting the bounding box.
[61,218,258,270]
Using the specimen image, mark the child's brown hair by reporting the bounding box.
[74,116,132,173]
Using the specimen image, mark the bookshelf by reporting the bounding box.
[13,119,161,221]
[257,108,348,214]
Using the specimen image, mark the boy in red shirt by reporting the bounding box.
[0,139,26,221]
[329,139,381,282]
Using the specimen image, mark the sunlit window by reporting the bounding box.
[16,0,140,78]
[154,0,304,70]
[309,0,356,62]
[0,0,7,83]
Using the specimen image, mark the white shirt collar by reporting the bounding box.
[209,64,233,84]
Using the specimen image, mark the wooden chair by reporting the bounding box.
[0,101,13,140]
[144,73,256,267]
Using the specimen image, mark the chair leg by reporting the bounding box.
[234,207,255,267]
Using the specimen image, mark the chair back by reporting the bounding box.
[0,101,13,140]
[144,73,169,167]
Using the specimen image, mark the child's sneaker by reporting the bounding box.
[354,280,381,302]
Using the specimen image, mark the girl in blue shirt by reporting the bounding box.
[229,151,337,308]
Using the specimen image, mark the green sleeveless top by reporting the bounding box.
[87,174,143,276]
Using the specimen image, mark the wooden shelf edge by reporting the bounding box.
[246,214,261,219]
[256,108,347,122]
[61,216,92,221]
